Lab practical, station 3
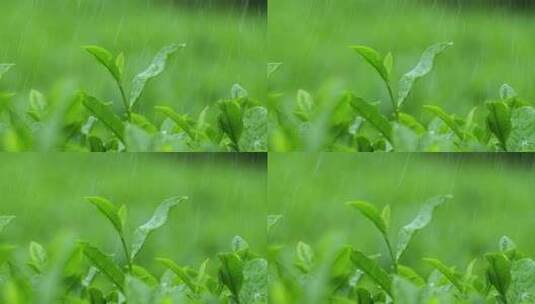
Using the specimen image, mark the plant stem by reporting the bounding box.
[116,81,131,120]
[385,83,399,121]
[383,234,397,273]
[119,235,132,272]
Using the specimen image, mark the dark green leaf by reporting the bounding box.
[486,101,512,151]
[218,252,244,299]
[486,253,511,300]
[80,93,125,141]
[350,250,392,296]
[81,243,125,291]
[348,94,392,142]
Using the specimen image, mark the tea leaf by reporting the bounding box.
[347,200,387,235]
[351,45,389,82]
[239,258,268,304]
[130,196,187,261]
[129,43,185,108]
[218,99,243,150]
[29,241,48,271]
[350,250,392,296]
[81,242,125,291]
[397,42,453,107]
[218,252,244,300]
[0,215,15,233]
[295,241,314,273]
[85,196,123,235]
[80,93,125,141]
[83,46,122,83]
[348,94,392,142]
[396,195,451,262]
[423,105,463,139]
[486,101,512,151]
[423,258,464,292]
[157,258,197,292]
[486,253,511,300]
[0,64,15,80]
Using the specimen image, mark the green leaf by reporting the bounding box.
[130,196,187,261]
[231,83,248,99]
[423,105,463,139]
[81,243,125,291]
[499,236,517,256]
[217,99,243,150]
[383,52,394,77]
[125,275,152,304]
[267,214,283,236]
[0,215,15,233]
[156,258,197,292]
[218,252,244,300]
[398,264,425,287]
[80,93,125,141]
[486,101,512,151]
[155,106,196,139]
[85,196,123,235]
[232,235,250,254]
[28,90,48,121]
[397,42,453,107]
[0,64,15,80]
[350,45,389,82]
[131,265,158,288]
[29,241,48,272]
[83,46,122,83]
[350,250,392,296]
[392,123,419,152]
[486,253,511,301]
[267,62,283,79]
[239,106,268,152]
[124,123,152,152]
[129,43,185,108]
[508,258,535,303]
[507,106,535,152]
[239,258,268,304]
[392,276,420,304]
[295,241,314,273]
[423,258,464,292]
[294,89,315,122]
[500,84,517,100]
[395,195,451,262]
[347,200,387,235]
[348,94,392,142]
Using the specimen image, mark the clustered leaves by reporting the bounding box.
[0,44,267,152]
[0,196,268,304]
[269,42,535,152]
[268,196,535,304]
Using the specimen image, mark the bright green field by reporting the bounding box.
[0,154,266,268]
[268,153,535,270]
[0,0,265,115]
[269,0,535,117]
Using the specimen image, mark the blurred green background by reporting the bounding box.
[269,0,535,118]
[0,0,265,116]
[0,153,266,268]
[268,153,535,270]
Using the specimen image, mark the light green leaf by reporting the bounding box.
[350,250,392,296]
[347,200,387,235]
[232,235,250,254]
[267,214,283,236]
[155,106,196,139]
[124,123,152,152]
[0,64,15,80]
[500,84,517,100]
[156,258,197,292]
[231,83,248,99]
[218,252,244,299]
[423,258,464,292]
[294,89,315,122]
[383,52,394,77]
[28,90,48,121]
[129,43,185,108]
[80,93,125,141]
[507,106,535,152]
[395,195,451,262]
[392,123,419,152]
[125,275,153,304]
[81,242,125,291]
[239,106,268,152]
[130,196,187,260]
[267,62,282,79]
[85,196,123,235]
[392,276,420,304]
[239,258,268,304]
[218,99,243,150]
[351,45,389,82]
[29,241,48,270]
[423,105,463,139]
[131,265,158,287]
[295,241,314,273]
[398,264,425,287]
[486,253,511,301]
[397,42,453,107]
[83,45,122,83]
[348,94,392,142]
[508,258,535,303]
[0,215,15,233]
[486,101,512,151]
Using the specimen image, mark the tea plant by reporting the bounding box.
[267,195,535,304]
[0,45,267,152]
[0,196,268,303]
[269,43,535,152]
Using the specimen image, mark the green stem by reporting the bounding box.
[119,235,132,272]
[385,83,399,121]
[116,81,131,120]
[383,234,397,273]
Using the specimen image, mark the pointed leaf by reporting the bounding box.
[424,258,464,292]
[81,243,125,291]
[397,42,453,107]
[129,43,185,108]
[80,93,125,141]
[423,105,463,139]
[347,200,387,235]
[130,196,187,260]
[156,258,197,292]
[348,94,392,142]
[295,241,314,273]
[83,46,122,83]
[351,45,389,82]
[218,252,244,299]
[351,250,392,296]
[85,196,123,235]
[0,215,15,233]
[395,195,451,262]
[218,99,243,149]
[486,101,512,151]
[0,64,15,80]
[486,253,511,300]
[29,241,48,270]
